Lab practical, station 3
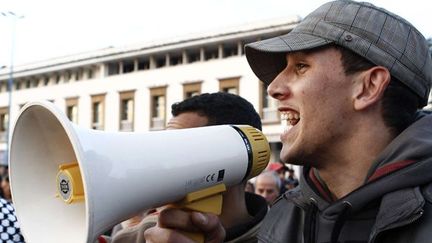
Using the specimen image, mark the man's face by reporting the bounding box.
[255,175,280,204]
[167,111,208,130]
[268,47,355,168]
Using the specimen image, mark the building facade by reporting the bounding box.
[0,17,301,165]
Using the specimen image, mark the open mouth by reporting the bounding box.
[281,111,300,126]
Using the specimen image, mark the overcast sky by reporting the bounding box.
[1,0,431,67]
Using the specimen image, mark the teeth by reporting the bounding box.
[281,111,300,126]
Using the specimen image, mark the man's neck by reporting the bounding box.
[316,117,395,199]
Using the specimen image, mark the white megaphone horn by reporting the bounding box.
[9,101,270,243]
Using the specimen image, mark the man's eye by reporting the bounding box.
[296,63,307,70]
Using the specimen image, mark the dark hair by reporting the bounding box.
[171,92,262,131]
[334,45,420,135]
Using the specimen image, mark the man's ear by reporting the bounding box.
[352,66,390,110]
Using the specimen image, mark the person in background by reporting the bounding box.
[0,197,25,242]
[285,168,299,190]
[254,171,280,205]
[268,162,290,194]
[100,92,268,243]
[143,1,432,242]
[0,166,25,242]
[0,165,8,178]
[1,175,12,203]
[0,165,7,199]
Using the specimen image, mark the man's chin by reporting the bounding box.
[280,149,306,166]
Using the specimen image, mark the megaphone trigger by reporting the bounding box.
[171,183,226,214]
[169,183,226,243]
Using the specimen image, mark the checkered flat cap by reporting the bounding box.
[245,0,432,107]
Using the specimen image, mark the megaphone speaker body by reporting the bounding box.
[10,101,269,243]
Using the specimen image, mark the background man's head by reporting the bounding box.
[168,92,262,130]
[254,171,281,205]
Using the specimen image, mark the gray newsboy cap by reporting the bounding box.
[245,0,432,107]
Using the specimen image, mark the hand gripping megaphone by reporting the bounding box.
[9,101,270,243]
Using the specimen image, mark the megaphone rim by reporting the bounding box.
[9,100,91,242]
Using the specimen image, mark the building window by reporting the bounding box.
[150,87,166,130]
[169,53,182,66]
[25,80,31,89]
[15,81,21,90]
[55,74,61,84]
[219,77,240,94]
[32,79,39,88]
[91,94,105,130]
[186,49,200,63]
[108,62,120,76]
[66,98,79,123]
[75,69,83,81]
[64,72,71,83]
[183,82,202,99]
[119,91,135,131]
[155,55,166,68]
[260,82,279,123]
[87,69,94,79]
[138,58,150,70]
[204,46,219,61]
[0,108,8,143]
[222,43,238,58]
[123,60,135,73]
[43,77,50,86]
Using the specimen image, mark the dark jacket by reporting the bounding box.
[258,112,432,243]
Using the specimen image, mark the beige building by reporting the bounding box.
[0,17,301,166]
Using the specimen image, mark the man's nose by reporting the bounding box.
[267,69,290,100]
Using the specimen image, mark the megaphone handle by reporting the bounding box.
[181,231,205,243]
[170,184,226,243]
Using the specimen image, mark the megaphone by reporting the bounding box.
[9,101,270,243]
